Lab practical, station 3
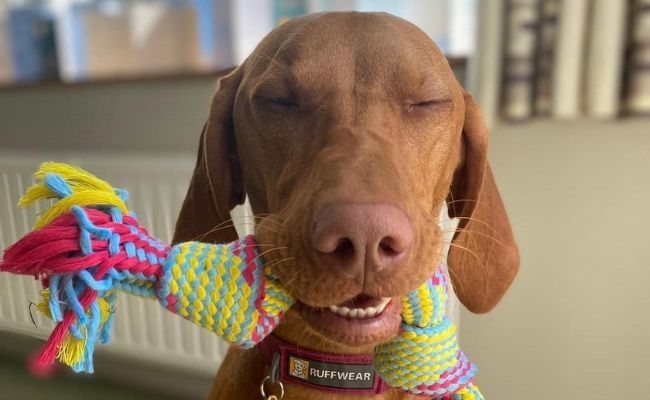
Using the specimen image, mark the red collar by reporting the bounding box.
[258,334,391,396]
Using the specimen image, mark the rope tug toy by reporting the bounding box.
[0,162,483,399]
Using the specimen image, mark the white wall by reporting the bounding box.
[461,119,650,399]
[0,78,214,154]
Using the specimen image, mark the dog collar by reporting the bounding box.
[258,334,391,396]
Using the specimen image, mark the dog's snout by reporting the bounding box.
[311,203,412,280]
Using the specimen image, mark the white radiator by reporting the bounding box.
[0,151,253,377]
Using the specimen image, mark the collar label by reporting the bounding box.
[287,354,375,389]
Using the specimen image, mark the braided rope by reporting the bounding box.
[0,163,482,399]
[0,163,293,372]
[374,268,481,398]
[158,236,293,346]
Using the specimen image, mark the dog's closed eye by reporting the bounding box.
[405,76,454,113]
[254,91,300,110]
[406,98,453,117]
[265,96,300,110]
[253,78,301,111]
[409,98,452,108]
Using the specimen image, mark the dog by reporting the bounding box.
[172,12,519,400]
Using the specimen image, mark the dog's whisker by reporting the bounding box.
[264,257,295,271]
[427,246,468,295]
[272,261,302,289]
[190,224,241,242]
[201,220,267,233]
[245,214,286,227]
[445,198,480,206]
[189,213,287,242]
[303,328,333,356]
[324,333,336,356]
[237,239,287,248]
[296,326,317,352]
[440,214,499,236]
[192,222,282,242]
[448,242,490,295]
[446,241,484,264]
[446,190,459,217]
[259,215,287,228]
[441,227,507,248]
[250,247,290,266]
[285,281,302,300]
[445,263,467,300]
[278,269,303,293]
[440,228,480,255]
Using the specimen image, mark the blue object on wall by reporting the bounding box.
[273,0,308,26]
[8,6,59,83]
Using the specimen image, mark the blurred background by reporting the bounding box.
[0,0,648,399]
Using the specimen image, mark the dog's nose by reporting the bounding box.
[311,203,412,279]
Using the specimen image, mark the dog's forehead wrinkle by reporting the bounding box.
[267,13,447,101]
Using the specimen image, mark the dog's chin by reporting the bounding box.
[296,295,403,348]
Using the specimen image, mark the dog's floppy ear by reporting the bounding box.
[173,68,245,244]
[447,92,519,313]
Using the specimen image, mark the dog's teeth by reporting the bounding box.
[327,298,392,319]
[376,297,391,312]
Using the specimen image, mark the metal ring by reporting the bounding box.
[260,375,284,399]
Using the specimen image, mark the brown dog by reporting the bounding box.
[173,12,518,400]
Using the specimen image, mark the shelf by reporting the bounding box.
[0,58,468,92]
[0,68,236,92]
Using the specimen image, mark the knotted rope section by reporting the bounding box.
[0,162,482,399]
[0,162,293,373]
[374,267,482,399]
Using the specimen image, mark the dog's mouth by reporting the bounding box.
[298,294,403,347]
[327,295,391,319]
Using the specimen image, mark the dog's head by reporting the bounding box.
[173,12,518,350]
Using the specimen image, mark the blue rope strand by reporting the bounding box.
[43,173,73,197]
